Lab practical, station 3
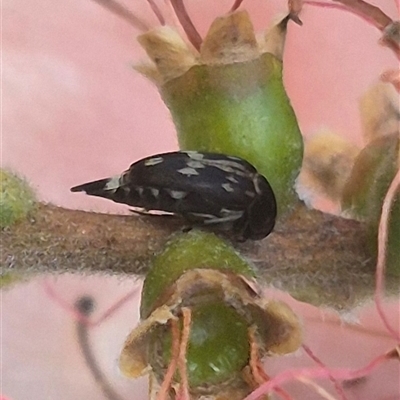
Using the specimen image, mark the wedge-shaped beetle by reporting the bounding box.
[71,151,277,241]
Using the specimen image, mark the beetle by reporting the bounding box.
[71,151,277,241]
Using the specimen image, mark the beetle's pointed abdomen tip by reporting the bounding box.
[70,184,85,193]
[70,178,113,195]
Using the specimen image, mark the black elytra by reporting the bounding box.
[71,151,277,241]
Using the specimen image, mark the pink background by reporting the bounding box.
[3,0,399,399]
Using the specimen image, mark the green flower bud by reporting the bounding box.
[342,134,400,275]
[137,11,303,217]
[120,231,301,398]
[0,169,36,228]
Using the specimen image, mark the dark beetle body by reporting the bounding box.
[71,151,277,241]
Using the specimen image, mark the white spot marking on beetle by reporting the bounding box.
[222,183,234,192]
[150,188,159,197]
[177,167,199,176]
[220,208,241,216]
[136,187,144,196]
[253,174,264,194]
[190,212,215,219]
[201,159,250,175]
[168,190,187,199]
[144,156,164,166]
[185,151,204,160]
[245,190,255,197]
[204,212,242,224]
[130,207,174,217]
[105,175,121,190]
[187,160,205,169]
[226,175,239,184]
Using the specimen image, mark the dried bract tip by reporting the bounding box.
[137,26,198,83]
[258,15,290,61]
[288,0,303,25]
[261,300,303,354]
[136,11,294,84]
[359,82,400,144]
[289,13,303,26]
[298,131,360,203]
[382,21,400,46]
[119,305,175,378]
[200,10,259,64]
[133,63,162,84]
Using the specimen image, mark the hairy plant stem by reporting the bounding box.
[2,202,398,309]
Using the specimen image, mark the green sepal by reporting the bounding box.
[150,301,250,388]
[141,230,255,318]
[160,53,303,217]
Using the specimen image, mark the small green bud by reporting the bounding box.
[141,230,255,318]
[342,134,400,275]
[0,170,36,228]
